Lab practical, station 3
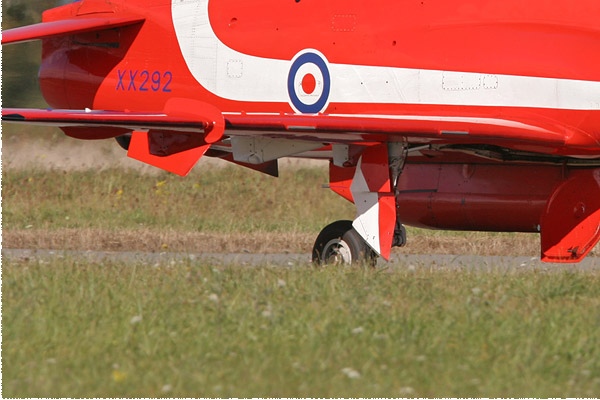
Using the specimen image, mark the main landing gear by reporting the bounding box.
[312,219,408,267]
[311,220,377,266]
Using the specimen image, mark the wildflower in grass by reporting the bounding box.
[213,385,223,393]
[261,307,273,318]
[341,367,361,379]
[130,315,142,325]
[208,293,219,303]
[398,386,415,396]
[154,180,167,195]
[112,369,127,383]
[470,378,481,386]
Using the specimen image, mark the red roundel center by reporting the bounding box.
[301,73,317,95]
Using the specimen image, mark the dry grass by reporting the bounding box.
[3,227,545,258]
[3,228,315,253]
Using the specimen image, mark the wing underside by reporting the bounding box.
[4,107,595,149]
[4,105,598,173]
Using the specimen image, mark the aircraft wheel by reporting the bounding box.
[312,220,377,267]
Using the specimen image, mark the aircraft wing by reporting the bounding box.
[2,100,225,176]
[223,112,599,155]
[5,106,598,171]
[3,107,215,134]
[1,15,145,45]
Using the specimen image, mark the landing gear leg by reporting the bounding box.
[312,220,377,266]
[392,219,407,248]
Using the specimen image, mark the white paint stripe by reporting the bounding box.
[325,113,552,132]
[172,0,600,111]
[350,157,382,255]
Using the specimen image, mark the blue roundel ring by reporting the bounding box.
[287,51,331,114]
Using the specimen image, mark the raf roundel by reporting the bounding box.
[287,50,331,114]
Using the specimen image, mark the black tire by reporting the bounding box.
[312,220,377,266]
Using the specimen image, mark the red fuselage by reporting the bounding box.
[39,0,600,157]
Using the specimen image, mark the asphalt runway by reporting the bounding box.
[3,248,600,271]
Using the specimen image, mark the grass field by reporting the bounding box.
[2,166,348,233]
[2,136,599,397]
[3,257,600,398]
[2,166,543,255]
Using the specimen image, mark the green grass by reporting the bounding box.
[2,167,354,233]
[3,165,543,256]
[3,258,600,397]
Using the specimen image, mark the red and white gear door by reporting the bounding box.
[350,144,397,260]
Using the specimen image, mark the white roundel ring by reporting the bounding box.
[287,50,331,114]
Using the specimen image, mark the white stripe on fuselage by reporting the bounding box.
[171,0,600,111]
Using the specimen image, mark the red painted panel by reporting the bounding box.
[395,162,565,232]
[210,0,600,81]
[540,168,600,262]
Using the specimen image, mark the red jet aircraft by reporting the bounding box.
[3,0,600,264]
